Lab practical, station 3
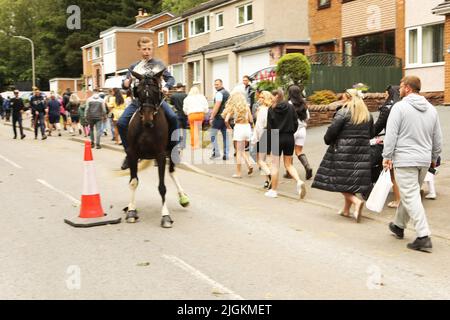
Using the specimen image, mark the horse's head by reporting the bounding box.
[131,68,165,128]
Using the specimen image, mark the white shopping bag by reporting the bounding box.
[366,169,393,213]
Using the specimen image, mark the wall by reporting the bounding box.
[342,0,396,38]
[405,65,445,92]
[116,32,153,71]
[209,0,265,43]
[138,15,174,30]
[405,0,444,28]
[264,0,308,41]
[308,0,342,54]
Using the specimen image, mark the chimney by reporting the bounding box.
[135,8,147,23]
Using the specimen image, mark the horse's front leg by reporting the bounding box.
[158,153,173,228]
[126,154,139,223]
[169,159,190,208]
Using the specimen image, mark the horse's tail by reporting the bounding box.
[111,160,154,177]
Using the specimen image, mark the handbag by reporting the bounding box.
[366,169,393,213]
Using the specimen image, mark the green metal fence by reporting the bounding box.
[306,52,403,96]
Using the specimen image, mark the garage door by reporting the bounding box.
[212,58,229,91]
[239,51,270,80]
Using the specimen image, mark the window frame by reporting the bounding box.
[318,0,331,10]
[193,61,201,84]
[104,36,115,54]
[216,12,224,30]
[189,15,211,38]
[87,50,92,61]
[237,3,253,26]
[169,63,185,85]
[158,31,165,47]
[406,23,445,68]
[167,23,185,44]
[93,46,101,59]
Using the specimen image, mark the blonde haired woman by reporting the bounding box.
[66,93,82,135]
[312,89,373,222]
[250,90,273,188]
[222,91,254,178]
[108,88,126,145]
[183,86,209,148]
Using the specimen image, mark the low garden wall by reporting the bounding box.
[307,92,444,127]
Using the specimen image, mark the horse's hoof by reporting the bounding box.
[161,216,173,228]
[179,195,190,208]
[126,210,139,223]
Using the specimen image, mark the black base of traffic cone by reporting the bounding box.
[64,213,122,228]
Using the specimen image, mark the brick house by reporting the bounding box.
[182,0,310,100]
[81,10,174,92]
[151,17,189,85]
[432,0,450,104]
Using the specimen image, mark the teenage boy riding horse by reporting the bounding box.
[118,36,179,170]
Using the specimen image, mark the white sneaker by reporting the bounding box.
[425,193,436,200]
[264,190,278,198]
[296,181,306,199]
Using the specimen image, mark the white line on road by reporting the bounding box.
[36,179,81,205]
[162,254,244,300]
[0,154,22,169]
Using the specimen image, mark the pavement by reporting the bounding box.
[1,108,450,299]
[59,106,450,240]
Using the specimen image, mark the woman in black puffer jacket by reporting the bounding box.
[312,89,373,222]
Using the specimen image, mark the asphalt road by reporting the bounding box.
[1,123,450,300]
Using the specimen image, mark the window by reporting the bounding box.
[87,50,91,61]
[193,61,201,83]
[170,64,185,84]
[344,31,395,57]
[93,46,101,59]
[105,36,115,53]
[408,29,418,64]
[168,24,184,44]
[237,3,253,25]
[158,31,165,47]
[407,24,444,66]
[216,12,224,30]
[189,15,210,37]
[318,0,331,9]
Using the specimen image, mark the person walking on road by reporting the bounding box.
[67,93,82,135]
[266,89,306,199]
[312,89,373,222]
[78,101,89,137]
[250,90,272,189]
[47,92,63,137]
[108,88,126,145]
[383,76,442,253]
[10,90,26,140]
[171,83,188,149]
[209,79,230,160]
[289,85,313,180]
[371,85,401,208]
[223,91,254,178]
[30,89,47,140]
[183,86,208,149]
[86,90,107,149]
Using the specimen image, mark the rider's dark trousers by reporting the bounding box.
[117,100,179,151]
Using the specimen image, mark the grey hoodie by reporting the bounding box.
[383,94,442,167]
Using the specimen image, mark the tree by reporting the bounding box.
[275,53,311,91]
[162,0,204,14]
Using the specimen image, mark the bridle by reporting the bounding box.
[137,75,164,120]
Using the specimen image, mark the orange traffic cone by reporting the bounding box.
[64,141,121,228]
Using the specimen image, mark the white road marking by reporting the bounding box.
[0,154,22,169]
[162,254,244,300]
[36,179,81,205]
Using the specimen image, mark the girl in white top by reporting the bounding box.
[222,91,254,178]
[183,86,209,148]
[250,91,273,189]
